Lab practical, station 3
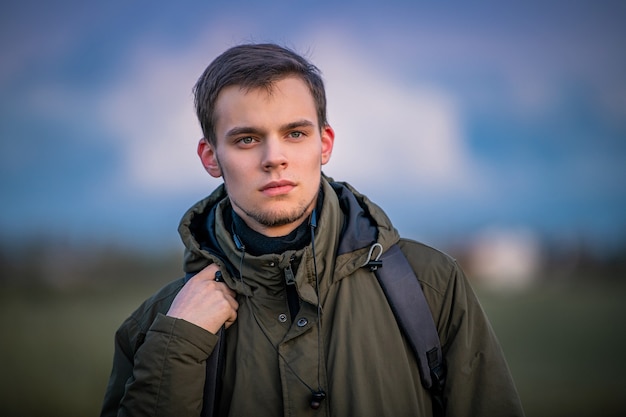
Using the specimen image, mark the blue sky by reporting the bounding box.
[1,1,625,253]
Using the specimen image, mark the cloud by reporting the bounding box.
[311,36,478,190]
[97,38,216,194]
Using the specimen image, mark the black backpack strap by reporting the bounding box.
[201,328,225,417]
[369,244,446,416]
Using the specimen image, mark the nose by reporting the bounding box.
[262,138,288,171]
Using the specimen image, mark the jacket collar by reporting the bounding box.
[177,175,400,297]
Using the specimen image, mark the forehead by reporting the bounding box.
[213,76,317,130]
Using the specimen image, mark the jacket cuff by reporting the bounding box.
[149,313,219,356]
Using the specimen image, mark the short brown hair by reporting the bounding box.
[193,43,328,145]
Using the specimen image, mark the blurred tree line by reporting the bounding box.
[1,235,625,290]
[0,238,182,290]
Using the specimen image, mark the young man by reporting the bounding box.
[100,43,524,417]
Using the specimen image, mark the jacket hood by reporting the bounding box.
[177,175,400,281]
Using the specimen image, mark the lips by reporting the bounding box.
[261,180,296,196]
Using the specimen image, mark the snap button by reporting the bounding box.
[278,313,288,323]
[297,318,308,327]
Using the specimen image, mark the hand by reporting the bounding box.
[167,264,239,334]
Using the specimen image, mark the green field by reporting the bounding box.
[1,280,625,417]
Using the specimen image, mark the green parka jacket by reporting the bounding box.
[100,178,524,417]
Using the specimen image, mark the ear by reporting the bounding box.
[197,138,222,178]
[320,125,335,165]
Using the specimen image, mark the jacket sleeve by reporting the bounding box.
[100,313,218,417]
[437,262,525,417]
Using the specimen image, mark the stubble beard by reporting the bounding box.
[232,195,315,229]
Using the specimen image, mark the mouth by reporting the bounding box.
[260,180,296,196]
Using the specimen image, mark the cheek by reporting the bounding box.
[298,146,323,165]
[217,157,247,189]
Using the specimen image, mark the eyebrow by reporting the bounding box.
[282,119,315,131]
[224,126,263,139]
[224,119,316,139]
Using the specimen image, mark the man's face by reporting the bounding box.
[198,76,334,237]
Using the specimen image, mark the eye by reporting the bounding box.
[289,131,303,139]
[238,136,255,145]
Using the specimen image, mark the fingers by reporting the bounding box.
[192,265,236,297]
[167,264,239,333]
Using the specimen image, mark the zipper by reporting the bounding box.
[283,256,300,318]
[284,261,296,286]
